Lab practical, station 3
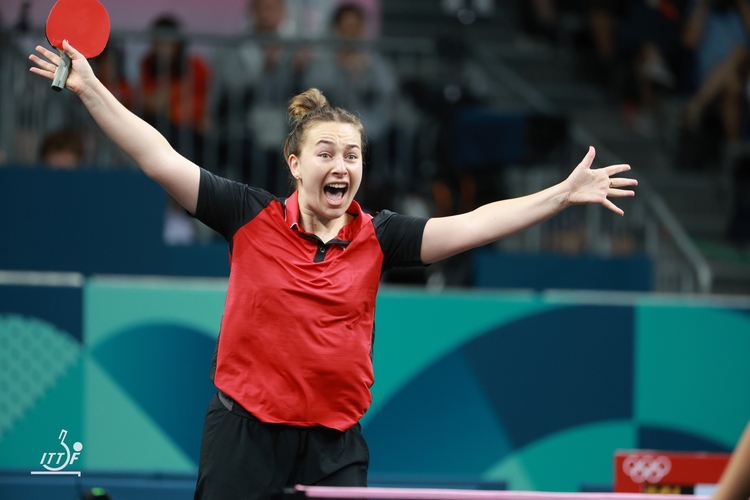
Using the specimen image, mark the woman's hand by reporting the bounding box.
[29,41,96,95]
[564,146,637,216]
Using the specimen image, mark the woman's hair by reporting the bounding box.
[283,88,366,161]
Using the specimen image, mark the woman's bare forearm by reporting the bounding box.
[421,183,568,264]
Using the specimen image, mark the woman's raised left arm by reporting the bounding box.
[420,146,636,264]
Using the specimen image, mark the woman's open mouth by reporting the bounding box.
[324,183,348,205]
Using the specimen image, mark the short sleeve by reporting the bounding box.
[192,168,275,242]
[373,210,428,272]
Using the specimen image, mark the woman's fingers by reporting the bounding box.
[29,45,62,81]
[603,198,624,216]
[34,45,61,65]
[608,177,637,188]
[607,177,638,198]
[29,53,58,82]
[29,53,58,73]
[607,188,636,198]
[62,39,85,60]
[579,146,596,169]
[603,163,632,176]
[29,62,56,81]
[606,175,637,199]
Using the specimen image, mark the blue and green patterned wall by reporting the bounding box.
[1,277,748,492]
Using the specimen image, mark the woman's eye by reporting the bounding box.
[320,152,331,158]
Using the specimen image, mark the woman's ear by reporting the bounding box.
[288,155,301,181]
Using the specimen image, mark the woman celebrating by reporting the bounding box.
[30,41,636,499]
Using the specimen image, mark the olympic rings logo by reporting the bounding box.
[622,454,672,483]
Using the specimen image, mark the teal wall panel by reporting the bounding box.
[0,279,747,493]
[635,305,750,447]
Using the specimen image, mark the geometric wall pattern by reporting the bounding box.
[0,315,81,437]
[365,296,750,491]
[90,323,218,465]
[1,279,748,493]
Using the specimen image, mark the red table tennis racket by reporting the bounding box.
[45,0,110,92]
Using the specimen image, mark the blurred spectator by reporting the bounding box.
[39,129,85,170]
[139,15,210,163]
[681,0,750,160]
[93,42,132,109]
[305,3,396,142]
[614,0,686,138]
[517,1,626,60]
[587,1,624,73]
[521,0,560,42]
[536,1,685,127]
[212,0,307,193]
[2,6,77,165]
[522,1,687,141]
[303,3,397,209]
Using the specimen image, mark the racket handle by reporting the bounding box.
[51,52,71,92]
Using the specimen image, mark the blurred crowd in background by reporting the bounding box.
[521,0,750,250]
[1,0,750,263]
[3,0,401,193]
[522,0,750,164]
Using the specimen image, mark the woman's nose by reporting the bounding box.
[333,156,347,173]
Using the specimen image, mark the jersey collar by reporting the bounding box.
[284,190,372,243]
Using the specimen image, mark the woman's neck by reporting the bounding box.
[299,210,351,243]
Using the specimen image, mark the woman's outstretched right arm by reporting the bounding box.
[30,41,200,214]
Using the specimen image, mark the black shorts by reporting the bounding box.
[194,392,369,500]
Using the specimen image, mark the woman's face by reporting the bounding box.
[289,121,363,223]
